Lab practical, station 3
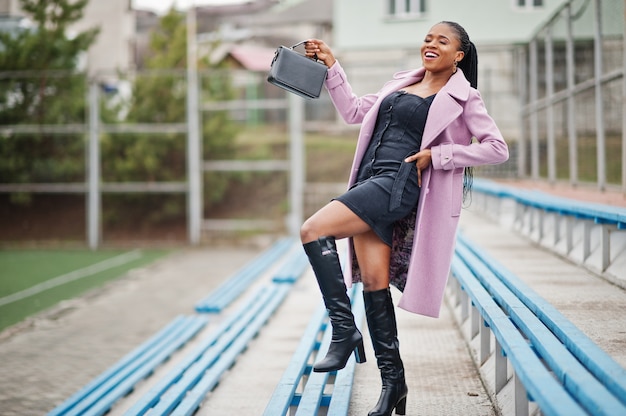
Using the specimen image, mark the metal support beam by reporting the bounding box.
[593,0,606,190]
[495,340,508,393]
[453,279,462,307]
[545,26,556,183]
[529,39,540,180]
[471,304,480,339]
[553,214,560,246]
[583,221,593,261]
[87,82,100,250]
[517,47,528,178]
[514,374,529,416]
[288,94,305,238]
[460,289,469,323]
[566,216,575,254]
[186,5,202,245]
[600,225,610,272]
[566,3,579,186]
[480,320,490,365]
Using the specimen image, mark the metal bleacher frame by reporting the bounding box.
[471,179,626,288]
[449,179,626,416]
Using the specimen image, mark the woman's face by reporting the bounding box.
[421,23,465,74]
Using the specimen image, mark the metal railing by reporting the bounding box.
[0,69,306,249]
[517,0,625,192]
[470,179,626,288]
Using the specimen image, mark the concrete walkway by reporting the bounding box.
[1,202,624,415]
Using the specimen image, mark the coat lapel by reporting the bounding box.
[421,70,470,149]
[352,69,471,183]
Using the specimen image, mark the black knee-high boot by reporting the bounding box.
[364,288,408,416]
[303,236,366,372]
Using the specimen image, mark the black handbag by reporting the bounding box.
[267,41,327,99]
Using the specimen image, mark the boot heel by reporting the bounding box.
[395,396,407,415]
[354,340,366,364]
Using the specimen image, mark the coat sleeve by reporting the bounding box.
[431,89,509,171]
[324,61,381,125]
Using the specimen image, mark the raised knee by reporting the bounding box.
[300,219,317,244]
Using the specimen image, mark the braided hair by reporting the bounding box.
[440,21,478,89]
[439,21,478,202]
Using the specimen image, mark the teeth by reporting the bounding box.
[425,52,438,58]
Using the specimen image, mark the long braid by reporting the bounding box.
[439,21,478,202]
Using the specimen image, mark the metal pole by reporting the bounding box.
[529,38,540,180]
[593,0,606,190]
[545,25,556,184]
[87,81,100,250]
[186,5,202,245]
[566,3,578,186]
[288,94,305,237]
[517,46,528,178]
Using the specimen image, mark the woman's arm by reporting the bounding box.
[405,89,508,184]
[430,90,509,171]
[305,39,379,125]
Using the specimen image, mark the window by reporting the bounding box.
[388,0,426,18]
[516,0,543,10]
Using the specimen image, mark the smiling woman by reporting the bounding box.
[301,21,508,415]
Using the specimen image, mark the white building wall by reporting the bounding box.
[330,0,571,142]
[72,0,135,74]
[6,0,135,74]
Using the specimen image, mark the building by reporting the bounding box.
[330,0,572,140]
[198,0,583,140]
[1,0,135,75]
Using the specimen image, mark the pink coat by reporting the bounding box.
[324,61,509,318]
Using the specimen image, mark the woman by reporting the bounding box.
[300,21,509,416]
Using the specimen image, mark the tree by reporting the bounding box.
[100,8,237,227]
[0,0,99,183]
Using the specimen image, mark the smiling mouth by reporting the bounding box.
[424,52,439,58]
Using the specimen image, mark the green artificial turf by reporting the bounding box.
[0,249,169,332]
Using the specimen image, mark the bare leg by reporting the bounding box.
[300,200,371,244]
[354,233,407,415]
[353,230,391,292]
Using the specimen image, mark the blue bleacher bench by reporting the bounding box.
[264,283,365,416]
[471,179,626,279]
[124,249,309,415]
[48,315,208,416]
[272,248,310,284]
[125,284,291,415]
[195,238,294,313]
[450,232,626,416]
[49,237,310,416]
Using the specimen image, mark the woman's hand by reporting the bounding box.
[405,149,432,187]
[305,39,336,68]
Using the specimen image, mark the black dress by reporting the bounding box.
[335,90,435,246]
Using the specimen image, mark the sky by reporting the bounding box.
[132,0,246,15]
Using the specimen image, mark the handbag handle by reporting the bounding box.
[290,40,318,61]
